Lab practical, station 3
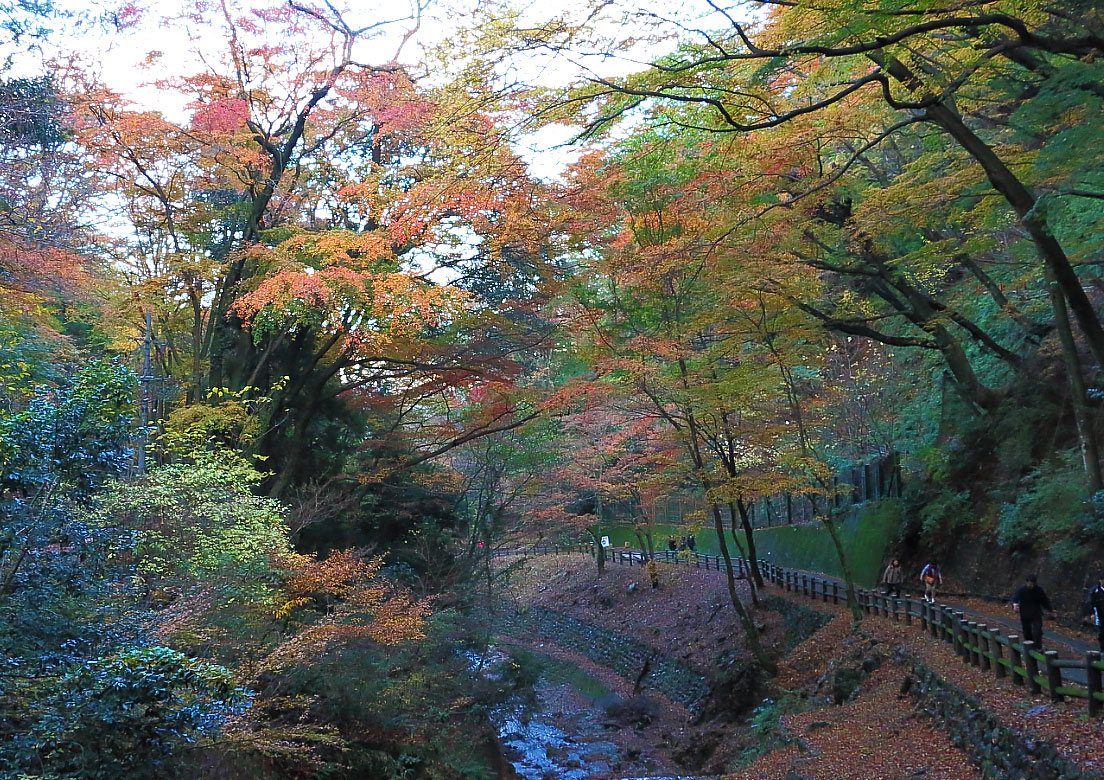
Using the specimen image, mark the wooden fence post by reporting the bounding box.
[832,582,839,604]
[904,597,912,626]
[1088,651,1102,716]
[1043,651,1063,702]
[992,630,1005,679]
[1023,641,1041,694]
[978,625,991,672]
[1008,635,1023,686]
[966,622,980,666]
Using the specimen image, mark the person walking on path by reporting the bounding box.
[1011,574,1056,650]
[920,561,942,603]
[883,559,904,598]
[1088,573,1104,652]
[686,534,696,552]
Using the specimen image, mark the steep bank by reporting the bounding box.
[495,553,1104,779]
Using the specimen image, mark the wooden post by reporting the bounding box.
[992,630,1005,679]
[1044,651,1063,702]
[1024,641,1041,694]
[919,600,928,631]
[892,597,900,622]
[802,574,809,597]
[1008,635,1023,686]
[832,582,839,604]
[978,625,991,672]
[1088,651,1102,716]
[942,607,955,644]
[966,622,980,666]
[904,597,912,626]
[951,613,963,657]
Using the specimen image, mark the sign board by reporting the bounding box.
[600,536,610,548]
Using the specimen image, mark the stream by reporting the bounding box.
[483,649,703,780]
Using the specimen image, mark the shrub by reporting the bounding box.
[13,646,247,780]
[996,449,1095,562]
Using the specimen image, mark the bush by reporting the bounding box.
[996,449,1096,561]
[13,646,247,780]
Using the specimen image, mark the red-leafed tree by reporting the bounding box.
[75,0,563,493]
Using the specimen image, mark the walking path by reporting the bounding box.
[497,544,1104,714]
[782,563,1097,656]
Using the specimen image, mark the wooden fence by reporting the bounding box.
[494,544,1104,716]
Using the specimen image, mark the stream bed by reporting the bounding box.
[489,650,703,780]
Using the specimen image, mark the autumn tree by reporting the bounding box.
[511,0,1104,496]
[72,0,562,497]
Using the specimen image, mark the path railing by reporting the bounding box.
[495,544,1104,716]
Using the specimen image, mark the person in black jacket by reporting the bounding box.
[1010,574,1056,650]
[1088,573,1104,652]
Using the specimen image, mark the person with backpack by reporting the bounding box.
[882,558,904,598]
[1087,573,1104,652]
[920,561,942,603]
[1010,574,1056,650]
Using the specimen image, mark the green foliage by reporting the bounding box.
[13,646,247,780]
[996,449,1098,562]
[94,450,291,583]
[0,360,135,495]
[915,489,971,548]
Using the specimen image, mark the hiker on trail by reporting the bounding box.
[1087,573,1104,652]
[1011,574,1056,650]
[685,534,696,552]
[678,537,687,552]
[920,561,942,603]
[883,558,904,598]
[668,537,678,552]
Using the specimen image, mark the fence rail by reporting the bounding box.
[494,544,1104,717]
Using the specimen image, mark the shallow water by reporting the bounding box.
[488,648,706,780]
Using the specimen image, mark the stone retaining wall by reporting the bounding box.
[495,604,711,714]
[909,663,1096,780]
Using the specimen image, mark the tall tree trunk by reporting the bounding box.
[874,52,1104,369]
[923,102,1104,369]
[726,501,760,606]
[1047,268,1104,494]
[709,501,776,674]
[734,497,765,589]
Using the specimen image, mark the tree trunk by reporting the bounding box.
[735,497,765,589]
[710,502,777,674]
[1047,268,1104,494]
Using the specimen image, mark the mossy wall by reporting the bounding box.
[597,500,901,588]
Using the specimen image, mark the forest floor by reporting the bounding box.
[495,552,1104,779]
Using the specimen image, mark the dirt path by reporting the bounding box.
[499,551,1104,778]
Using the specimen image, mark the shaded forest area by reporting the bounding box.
[1,0,1103,777]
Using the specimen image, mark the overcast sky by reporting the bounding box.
[7,0,737,177]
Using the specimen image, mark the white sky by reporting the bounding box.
[6,0,738,179]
